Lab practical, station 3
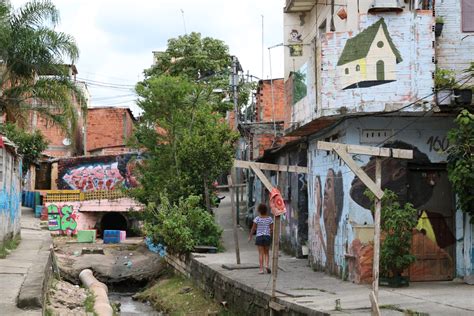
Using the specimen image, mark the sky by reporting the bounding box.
[11,0,286,116]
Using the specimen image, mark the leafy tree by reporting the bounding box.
[0,0,85,140]
[447,109,474,222]
[0,122,48,173]
[131,33,241,210]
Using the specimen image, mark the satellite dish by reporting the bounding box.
[62,138,72,146]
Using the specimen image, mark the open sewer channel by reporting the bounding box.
[108,292,162,316]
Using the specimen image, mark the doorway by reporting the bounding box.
[100,212,128,235]
[408,167,455,281]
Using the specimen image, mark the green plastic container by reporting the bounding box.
[77,230,96,243]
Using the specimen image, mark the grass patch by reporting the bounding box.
[84,290,98,316]
[136,271,233,315]
[0,235,21,258]
[381,304,429,315]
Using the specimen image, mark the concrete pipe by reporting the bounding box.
[79,269,113,316]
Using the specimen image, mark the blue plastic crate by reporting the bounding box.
[103,236,120,244]
[104,230,121,237]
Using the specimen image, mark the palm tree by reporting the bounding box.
[0,0,85,139]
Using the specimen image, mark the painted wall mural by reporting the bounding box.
[337,18,403,90]
[58,154,141,191]
[47,204,79,235]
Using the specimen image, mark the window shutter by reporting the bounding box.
[462,0,474,32]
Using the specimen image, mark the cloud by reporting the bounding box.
[10,0,286,116]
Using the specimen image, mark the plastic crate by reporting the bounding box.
[103,230,121,237]
[77,230,96,243]
[103,236,120,244]
[120,230,126,241]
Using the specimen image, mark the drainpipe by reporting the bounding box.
[79,269,113,316]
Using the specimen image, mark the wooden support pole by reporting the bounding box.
[227,175,241,265]
[371,157,382,315]
[271,215,281,299]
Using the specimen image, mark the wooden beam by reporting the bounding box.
[372,158,382,314]
[227,175,241,265]
[234,160,308,174]
[333,147,384,199]
[249,163,274,191]
[317,141,413,159]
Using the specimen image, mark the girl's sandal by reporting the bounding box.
[266,268,271,274]
[258,270,265,274]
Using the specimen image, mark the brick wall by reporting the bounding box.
[87,107,135,153]
[256,79,286,123]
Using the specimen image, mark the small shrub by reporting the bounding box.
[144,195,222,254]
[365,189,418,277]
[434,68,456,89]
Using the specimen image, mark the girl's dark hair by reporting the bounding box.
[257,203,268,215]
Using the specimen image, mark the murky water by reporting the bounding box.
[109,292,162,316]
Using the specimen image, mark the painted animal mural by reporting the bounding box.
[47,204,78,235]
[350,141,456,281]
[337,18,403,90]
[58,154,141,191]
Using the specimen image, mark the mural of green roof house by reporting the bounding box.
[337,18,403,90]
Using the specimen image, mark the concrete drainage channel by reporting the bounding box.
[79,269,159,316]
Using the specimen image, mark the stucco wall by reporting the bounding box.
[306,116,471,280]
[0,147,22,245]
[45,198,142,235]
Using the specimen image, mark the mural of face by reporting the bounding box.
[312,176,327,260]
[322,169,344,274]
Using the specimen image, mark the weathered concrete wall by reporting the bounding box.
[57,154,141,191]
[0,145,22,246]
[306,116,469,280]
[45,198,142,235]
[166,253,327,316]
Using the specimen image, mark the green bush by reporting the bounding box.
[144,195,222,254]
[365,189,418,277]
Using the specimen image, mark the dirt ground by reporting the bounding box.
[52,236,165,285]
[46,280,88,316]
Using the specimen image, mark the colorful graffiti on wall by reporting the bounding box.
[337,18,403,90]
[58,154,141,191]
[47,204,78,234]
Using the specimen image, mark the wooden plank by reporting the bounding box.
[234,160,308,174]
[227,175,241,265]
[372,158,382,310]
[215,184,246,189]
[391,148,413,159]
[271,215,281,298]
[249,163,274,191]
[333,147,384,199]
[317,141,413,159]
[269,300,287,312]
[369,291,381,316]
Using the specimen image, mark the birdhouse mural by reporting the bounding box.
[337,18,403,90]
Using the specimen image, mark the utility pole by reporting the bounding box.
[231,56,241,223]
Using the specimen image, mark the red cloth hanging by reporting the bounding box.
[0,136,4,148]
[269,188,286,216]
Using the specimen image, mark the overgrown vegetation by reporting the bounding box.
[447,109,474,222]
[0,122,48,171]
[84,290,97,316]
[365,189,418,277]
[143,195,222,254]
[0,234,21,258]
[136,270,233,315]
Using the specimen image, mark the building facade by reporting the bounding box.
[283,0,473,281]
[0,136,22,247]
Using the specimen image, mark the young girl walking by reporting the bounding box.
[248,204,273,274]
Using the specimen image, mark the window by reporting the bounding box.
[345,68,349,75]
[356,65,360,71]
[462,0,474,32]
[377,41,384,48]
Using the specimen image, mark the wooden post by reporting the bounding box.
[371,157,382,315]
[271,215,281,298]
[227,175,241,264]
